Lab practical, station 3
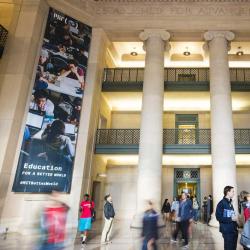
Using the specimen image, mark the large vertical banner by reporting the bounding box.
[12,8,92,193]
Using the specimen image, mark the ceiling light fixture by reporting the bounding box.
[236,46,244,56]
[130,51,138,56]
[183,47,191,56]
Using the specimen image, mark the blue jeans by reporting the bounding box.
[142,239,157,250]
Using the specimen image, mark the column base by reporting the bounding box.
[208,213,219,227]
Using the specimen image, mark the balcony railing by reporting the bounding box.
[102,68,250,91]
[95,128,250,145]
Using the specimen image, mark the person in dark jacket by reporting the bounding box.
[142,201,159,250]
[216,186,238,250]
[171,192,193,249]
[161,198,171,221]
[101,194,115,244]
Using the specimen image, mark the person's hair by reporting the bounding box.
[224,186,234,196]
[209,195,212,198]
[73,97,82,106]
[84,194,89,199]
[104,194,111,201]
[47,120,65,141]
[68,59,79,67]
[34,89,48,100]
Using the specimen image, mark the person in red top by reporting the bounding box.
[244,193,250,222]
[39,191,69,250]
[79,194,95,245]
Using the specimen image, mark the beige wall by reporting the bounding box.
[99,94,112,128]
[237,167,250,193]
[162,167,174,202]
[200,167,213,200]
[105,165,137,220]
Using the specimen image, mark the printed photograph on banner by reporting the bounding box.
[12,8,92,193]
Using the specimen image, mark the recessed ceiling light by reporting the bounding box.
[236,51,244,56]
[183,51,191,56]
[130,51,138,56]
[236,46,244,56]
[183,47,191,56]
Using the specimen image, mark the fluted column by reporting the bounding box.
[136,29,170,212]
[204,31,237,226]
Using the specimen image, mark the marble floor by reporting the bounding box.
[0,220,244,250]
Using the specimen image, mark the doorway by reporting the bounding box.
[174,168,200,203]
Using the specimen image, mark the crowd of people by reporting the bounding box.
[36,187,250,250]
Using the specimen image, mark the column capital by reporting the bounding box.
[139,29,171,42]
[204,31,235,42]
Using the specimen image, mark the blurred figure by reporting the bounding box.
[240,218,250,250]
[216,186,238,250]
[79,194,95,245]
[161,199,171,222]
[171,197,179,224]
[141,201,159,250]
[39,191,69,250]
[171,192,193,249]
[244,193,250,222]
[192,196,200,223]
[202,196,208,223]
[101,194,115,245]
[207,195,213,224]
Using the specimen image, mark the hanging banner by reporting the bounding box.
[12,8,92,193]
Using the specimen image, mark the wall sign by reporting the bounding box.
[12,8,92,193]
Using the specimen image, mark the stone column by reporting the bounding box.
[204,31,237,226]
[136,30,170,212]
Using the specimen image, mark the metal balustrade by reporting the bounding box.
[95,128,250,145]
[102,68,250,91]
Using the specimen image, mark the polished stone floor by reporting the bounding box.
[0,220,244,250]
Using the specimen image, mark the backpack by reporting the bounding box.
[240,219,250,248]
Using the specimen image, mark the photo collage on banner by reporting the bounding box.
[12,8,92,193]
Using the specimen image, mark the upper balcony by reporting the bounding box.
[95,128,250,154]
[102,68,250,92]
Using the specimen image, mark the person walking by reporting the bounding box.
[101,194,115,245]
[142,201,159,250]
[207,195,213,224]
[171,192,193,249]
[216,186,238,250]
[192,196,200,223]
[161,199,171,221]
[171,197,180,224]
[202,196,208,223]
[240,217,250,250]
[79,194,95,245]
[243,193,250,222]
[39,191,70,250]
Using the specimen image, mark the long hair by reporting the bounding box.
[47,120,65,142]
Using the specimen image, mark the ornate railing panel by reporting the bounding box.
[102,68,250,91]
[96,128,250,145]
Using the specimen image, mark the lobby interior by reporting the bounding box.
[1,0,250,249]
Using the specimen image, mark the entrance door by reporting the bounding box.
[174,168,200,203]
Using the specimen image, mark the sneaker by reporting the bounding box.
[106,240,112,244]
[171,238,178,243]
[101,242,107,245]
[182,244,189,249]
